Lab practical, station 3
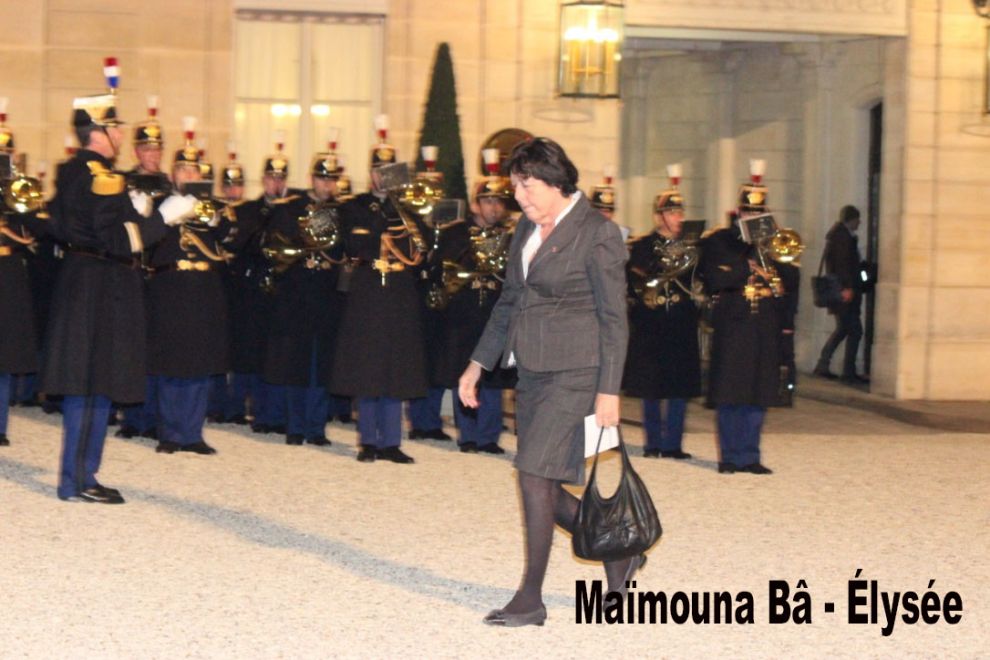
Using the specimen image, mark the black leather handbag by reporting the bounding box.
[811,246,843,309]
[572,427,662,562]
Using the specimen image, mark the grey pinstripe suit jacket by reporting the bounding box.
[470,195,629,394]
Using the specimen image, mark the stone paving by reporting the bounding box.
[1,385,986,658]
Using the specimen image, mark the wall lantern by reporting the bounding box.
[557,0,625,98]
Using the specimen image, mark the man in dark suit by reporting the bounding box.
[814,205,867,384]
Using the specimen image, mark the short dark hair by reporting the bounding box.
[75,124,99,147]
[840,204,861,224]
[507,137,579,195]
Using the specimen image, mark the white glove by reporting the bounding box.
[128,190,152,218]
[159,194,197,226]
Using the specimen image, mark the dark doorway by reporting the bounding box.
[863,102,882,376]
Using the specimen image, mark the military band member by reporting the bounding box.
[206,147,246,423]
[226,140,291,434]
[408,146,453,442]
[698,160,779,475]
[146,124,230,455]
[116,102,176,441]
[41,68,196,503]
[0,103,48,444]
[262,143,346,446]
[589,166,630,240]
[330,117,428,463]
[427,154,516,453]
[622,165,701,459]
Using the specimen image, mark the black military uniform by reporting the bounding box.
[426,175,516,452]
[262,150,346,446]
[145,138,230,455]
[697,164,779,475]
[330,131,429,463]
[41,88,186,502]
[622,182,701,459]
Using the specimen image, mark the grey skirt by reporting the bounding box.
[514,365,598,485]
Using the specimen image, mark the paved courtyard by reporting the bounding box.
[1,383,987,658]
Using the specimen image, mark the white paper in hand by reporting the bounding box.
[584,414,620,458]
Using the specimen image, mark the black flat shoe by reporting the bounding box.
[285,434,304,446]
[718,462,736,474]
[0,434,9,447]
[180,441,217,455]
[377,447,415,464]
[477,443,505,454]
[114,426,139,439]
[660,450,692,460]
[155,441,180,454]
[482,605,547,627]
[643,448,660,458]
[459,442,478,454]
[738,463,773,474]
[60,486,125,504]
[140,429,158,440]
[306,436,331,447]
[356,446,377,462]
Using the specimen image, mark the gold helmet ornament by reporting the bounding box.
[311,129,343,179]
[173,116,200,166]
[370,114,396,168]
[654,163,685,213]
[133,95,163,146]
[263,131,289,178]
[589,164,617,212]
[0,97,14,154]
[475,147,512,201]
[738,158,768,212]
[222,142,245,187]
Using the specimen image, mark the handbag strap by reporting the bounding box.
[817,234,831,277]
[587,425,630,489]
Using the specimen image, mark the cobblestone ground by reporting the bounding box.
[1,393,987,658]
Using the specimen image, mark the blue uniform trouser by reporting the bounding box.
[642,398,688,452]
[58,395,112,498]
[227,373,257,419]
[121,376,159,432]
[0,373,10,435]
[286,344,329,439]
[716,404,765,467]
[357,397,402,448]
[453,387,503,446]
[254,381,287,427]
[407,387,445,430]
[157,376,210,446]
[207,374,229,418]
[9,372,37,404]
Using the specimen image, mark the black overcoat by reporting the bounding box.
[428,219,517,389]
[40,150,168,402]
[697,226,780,407]
[0,212,44,373]
[146,223,230,378]
[262,194,346,387]
[330,193,429,399]
[621,233,701,399]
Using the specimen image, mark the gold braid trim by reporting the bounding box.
[0,224,35,246]
[380,229,423,267]
[179,227,231,262]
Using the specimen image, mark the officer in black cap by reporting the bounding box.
[262,145,346,446]
[40,68,196,503]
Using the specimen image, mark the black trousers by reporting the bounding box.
[817,297,863,377]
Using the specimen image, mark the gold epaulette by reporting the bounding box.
[273,194,302,205]
[87,161,125,196]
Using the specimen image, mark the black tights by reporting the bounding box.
[502,471,635,614]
